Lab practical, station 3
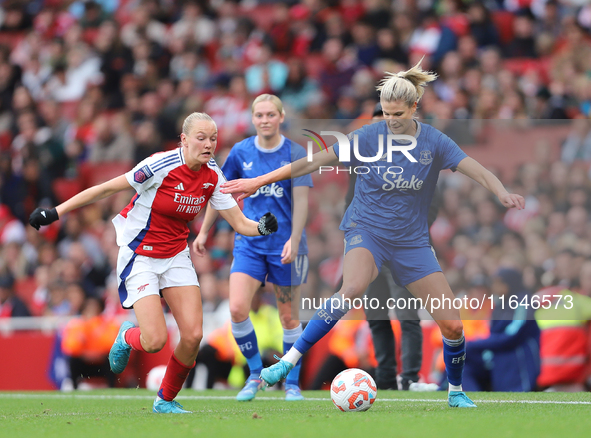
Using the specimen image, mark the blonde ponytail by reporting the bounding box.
[376,58,438,106]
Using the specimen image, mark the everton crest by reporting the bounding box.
[419,150,433,165]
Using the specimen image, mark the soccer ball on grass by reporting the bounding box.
[330,368,377,412]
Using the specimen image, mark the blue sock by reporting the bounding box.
[232,318,262,376]
[284,324,303,386]
[442,332,465,387]
[293,293,350,355]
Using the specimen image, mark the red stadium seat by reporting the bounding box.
[14,277,39,315]
[114,0,135,26]
[79,161,134,187]
[60,100,82,120]
[492,10,515,45]
[0,131,12,151]
[0,32,25,49]
[165,140,179,151]
[82,28,100,45]
[503,58,541,76]
[52,177,85,204]
[242,4,276,32]
[305,53,327,79]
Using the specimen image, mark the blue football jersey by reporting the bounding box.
[334,121,467,247]
[221,135,313,255]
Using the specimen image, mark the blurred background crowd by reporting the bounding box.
[2,0,591,390]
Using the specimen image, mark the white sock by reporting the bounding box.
[448,383,463,392]
[282,347,303,366]
[283,324,302,344]
[121,328,130,347]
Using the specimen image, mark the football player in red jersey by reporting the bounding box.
[29,112,278,413]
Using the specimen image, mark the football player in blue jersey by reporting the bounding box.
[221,62,526,408]
[195,94,313,401]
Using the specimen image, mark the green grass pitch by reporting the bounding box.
[1,390,590,438]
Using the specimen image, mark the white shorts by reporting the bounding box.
[117,246,199,309]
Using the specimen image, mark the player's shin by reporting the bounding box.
[292,293,351,358]
[157,353,194,401]
[125,327,148,352]
[442,332,466,391]
[232,318,263,376]
[283,324,303,385]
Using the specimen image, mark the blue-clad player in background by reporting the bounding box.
[195,94,312,401]
[221,62,525,408]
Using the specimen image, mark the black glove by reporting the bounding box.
[29,207,59,230]
[257,212,278,236]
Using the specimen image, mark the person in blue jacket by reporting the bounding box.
[463,268,541,392]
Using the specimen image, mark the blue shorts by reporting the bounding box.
[231,247,309,287]
[344,229,441,287]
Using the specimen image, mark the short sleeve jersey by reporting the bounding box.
[113,148,237,258]
[333,121,467,247]
[221,135,313,255]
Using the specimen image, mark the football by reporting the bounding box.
[330,368,377,412]
[146,365,167,391]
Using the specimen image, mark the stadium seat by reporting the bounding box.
[114,0,135,26]
[242,4,276,32]
[0,131,12,151]
[0,32,25,49]
[79,161,133,188]
[60,101,82,120]
[82,28,100,45]
[14,277,39,316]
[52,177,85,204]
[305,53,327,80]
[492,10,515,45]
[165,140,179,151]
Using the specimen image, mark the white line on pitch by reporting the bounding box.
[1,394,590,405]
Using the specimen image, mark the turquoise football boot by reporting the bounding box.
[236,376,262,401]
[284,384,304,401]
[108,321,134,374]
[260,358,294,387]
[153,398,192,414]
[448,391,477,408]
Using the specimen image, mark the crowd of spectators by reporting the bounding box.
[1,0,591,388]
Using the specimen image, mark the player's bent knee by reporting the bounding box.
[340,284,365,300]
[229,304,250,323]
[143,333,168,353]
[181,330,203,352]
[440,320,464,340]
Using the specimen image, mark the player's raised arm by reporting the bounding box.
[221,146,338,200]
[29,175,132,230]
[456,157,525,210]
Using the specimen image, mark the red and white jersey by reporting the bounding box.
[112,148,236,258]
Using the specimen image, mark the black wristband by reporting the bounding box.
[258,217,271,235]
[48,208,59,222]
[257,212,278,236]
